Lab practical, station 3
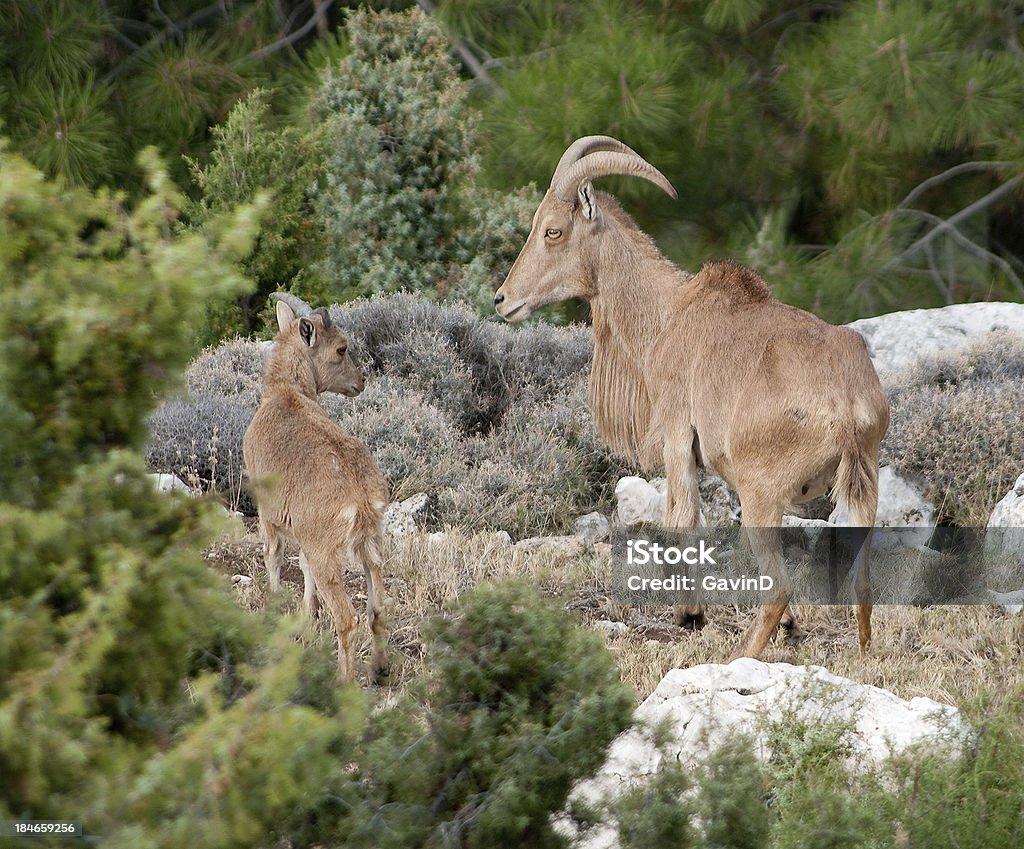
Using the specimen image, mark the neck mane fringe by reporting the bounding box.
[588,276,678,470]
[589,338,661,468]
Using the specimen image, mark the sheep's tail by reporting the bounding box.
[830,431,879,527]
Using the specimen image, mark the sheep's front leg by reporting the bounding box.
[663,433,705,629]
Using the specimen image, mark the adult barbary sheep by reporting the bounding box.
[494,136,889,660]
[243,293,389,682]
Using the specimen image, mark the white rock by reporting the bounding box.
[987,589,1024,615]
[563,660,964,849]
[856,467,937,544]
[848,302,1024,377]
[615,477,665,525]
[986,472,1024,562]
[149,472,197,496]
[700,474,740,525]
[988,472,1024,528]
[575,512,611,544]
[383,492,430,537]
[231,574,253,586]
[592,620,628,636]
[779,515,835,557]
[514,535,587,558]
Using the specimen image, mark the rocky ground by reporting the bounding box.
[203,516,1024,706]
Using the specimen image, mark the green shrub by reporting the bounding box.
[185,90,327,344]
[340,581,636,849]
[615,764,698,849]
[309,7,474,299]
[882,331,1024,525]
[187,7,539,339]
[0,145,366,845]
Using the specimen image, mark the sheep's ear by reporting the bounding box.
[298,317,317,347]
[577,182,601,222]
[275,300,297,331]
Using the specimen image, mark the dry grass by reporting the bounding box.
[204,524,1024,708]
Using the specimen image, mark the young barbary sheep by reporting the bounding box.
[494,136,889,660]
[243,293,389,682]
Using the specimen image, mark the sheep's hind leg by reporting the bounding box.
[663,435,706,630]
[298,550,320,618]
[729,493,792,661]
[260,514,285,594]
[357,534,390,683]
[305,546,357,682]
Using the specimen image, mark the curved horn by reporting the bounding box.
[552,150,678,203]
[549,135,641,191]
[269,292,313,318]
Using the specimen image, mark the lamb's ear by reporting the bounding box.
[275,300,297,332]
[298,317,317,347]
[577,181,601,222]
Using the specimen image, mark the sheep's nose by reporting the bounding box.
[494,292,505,306]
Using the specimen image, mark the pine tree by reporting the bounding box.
[309,6,476,298]
[439,0,1024,321]
[0,0,351,190]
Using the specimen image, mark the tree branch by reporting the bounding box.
[98,2,226,85]
[888,205,1024,297]
[415,0,499,91]
[240,0,335,63]
[891,176,1023,271]
[898,161,1019,209]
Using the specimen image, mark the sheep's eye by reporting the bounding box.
[545,228,562,240]
[337,345,347,356]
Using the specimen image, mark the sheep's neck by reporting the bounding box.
[264,343,319,400]
[586,221,683,466]
[590,220,681,352]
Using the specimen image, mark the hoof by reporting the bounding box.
[781,614,806,645]
[368,655,392,686]
[674,608,706,632]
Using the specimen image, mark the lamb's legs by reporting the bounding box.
[298,550,320,617]
[358,535,389,683]
[260,514,286,594]
[305,547,357,682]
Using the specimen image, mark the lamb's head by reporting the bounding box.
[494,135,676,323]
[272,294,365,397]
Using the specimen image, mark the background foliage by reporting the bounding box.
[440,0,1024,323]
[9,1,1021,335]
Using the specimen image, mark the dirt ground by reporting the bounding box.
[205,523,1024,706]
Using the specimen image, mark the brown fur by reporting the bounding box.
[495,157,889,660]
[243,300,389,682]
